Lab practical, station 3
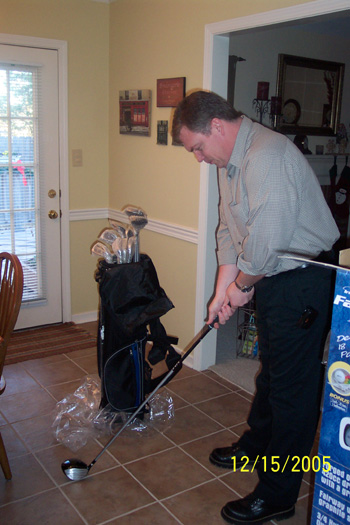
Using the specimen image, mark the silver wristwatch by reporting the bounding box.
[234,280,254,293]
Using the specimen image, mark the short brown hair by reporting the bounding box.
[172,90,241,143]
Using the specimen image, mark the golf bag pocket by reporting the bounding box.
[103,338,146,413]
[144,318,181,392]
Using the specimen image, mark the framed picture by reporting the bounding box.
[119,89,151,136]
[157,120,168,145]
[157,77,186,107]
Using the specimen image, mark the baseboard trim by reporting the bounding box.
[72,311,98,324]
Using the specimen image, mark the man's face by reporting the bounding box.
[179,120,230,168]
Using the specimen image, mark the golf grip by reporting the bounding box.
[88,311,223,469]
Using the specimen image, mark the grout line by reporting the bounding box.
[0,485,59,509]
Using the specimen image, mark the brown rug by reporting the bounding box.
[5,322,97,365]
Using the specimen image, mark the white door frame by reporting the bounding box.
[0,33,71,324]
[194,0,350,371]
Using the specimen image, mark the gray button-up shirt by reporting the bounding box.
[217,116,339,277]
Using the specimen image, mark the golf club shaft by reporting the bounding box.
[88,316,219,469]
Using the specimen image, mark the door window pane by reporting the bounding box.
[0,65,41,303]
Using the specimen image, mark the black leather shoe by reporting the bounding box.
[221,493,295,524]
[209,443,260,470]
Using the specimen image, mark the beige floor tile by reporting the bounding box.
[219,468,260,498]
[0,424,29,458]
[0,389,57,423]
[69,354,99,375]
[195,391,252,427]
[0,489,85,525]
[279,495,312,525]
[166,372,232,404]
[203,369,240,391]
[170,364,200,381]
[46,378,89,401]
[162,405,223,445]
[108,502,180,524]
[62,466,155,524]
[163,387,190,409]
[104,425,175,464]
[163,478,238,525]
[65,346,97,360]
[181,429,239,474]
[0,363,42,397]
[13,413,63,452]
[125,447,213,500]
[19,359,87,387]
[0,453,54,505]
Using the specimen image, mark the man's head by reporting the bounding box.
[172,90,241,168]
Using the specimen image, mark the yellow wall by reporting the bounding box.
[0,0,319,347]
[0,0,110,317]
[108,0,315,346]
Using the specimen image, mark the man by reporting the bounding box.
[172,91,339,524]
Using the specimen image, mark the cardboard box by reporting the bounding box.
[283,253,350,524]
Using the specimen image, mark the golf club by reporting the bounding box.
[91,241,117,264]
[61,314,220,482]
[129,214,148,262]
[123,205,147,218]
[109,219,127,238]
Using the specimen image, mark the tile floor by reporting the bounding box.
[0,322,318,524]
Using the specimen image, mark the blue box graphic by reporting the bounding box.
[311,268,350,525]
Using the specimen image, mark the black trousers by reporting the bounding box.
[238,262,334,506]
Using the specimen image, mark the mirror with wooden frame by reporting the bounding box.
[276,54,345,136]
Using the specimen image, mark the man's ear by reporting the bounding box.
[211,118,224,135]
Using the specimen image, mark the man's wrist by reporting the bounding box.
[234,280,254,293]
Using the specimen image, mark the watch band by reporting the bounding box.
[234,280,254,293]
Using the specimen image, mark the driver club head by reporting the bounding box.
[61,458,91,481]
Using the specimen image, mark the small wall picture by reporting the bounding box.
[157,120,168,145]
[119,89,151,136]
[157,77,186,107]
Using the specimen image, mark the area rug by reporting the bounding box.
[5,322,97,365]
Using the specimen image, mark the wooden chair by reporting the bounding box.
[0,252,23,480]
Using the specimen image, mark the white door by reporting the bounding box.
[0,44,62,329]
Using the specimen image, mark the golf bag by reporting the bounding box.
[95,254,181,414]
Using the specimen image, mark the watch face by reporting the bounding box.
[283,99,301,125]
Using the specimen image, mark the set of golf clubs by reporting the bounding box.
[91,206,148,264]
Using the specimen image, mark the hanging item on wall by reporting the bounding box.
[119,90,151,136]
[157,120,168,145]
[157,77,185,107]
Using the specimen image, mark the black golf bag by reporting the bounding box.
[95,254,181,414]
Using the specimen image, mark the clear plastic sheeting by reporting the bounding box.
[52,375,175,452]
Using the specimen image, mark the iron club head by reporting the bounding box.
[61,458,91,481]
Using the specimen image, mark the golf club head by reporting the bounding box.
[98,228,119,244]
[129,215,148,231]
[108,219,127,237]
[61,459,90,481]
[91,241,117,264]
[123,205,147,219]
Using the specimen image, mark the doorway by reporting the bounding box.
[0,34,70,329]
[193,0,350,371]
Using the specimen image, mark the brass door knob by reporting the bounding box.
[48,210,58,219]
[48,189,56,198]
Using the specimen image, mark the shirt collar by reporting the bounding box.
[226,115,253,178]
